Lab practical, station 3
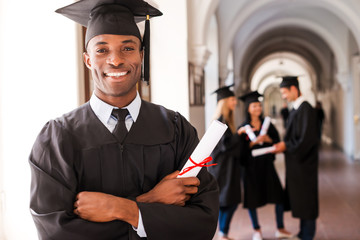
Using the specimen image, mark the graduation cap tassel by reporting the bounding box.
[143,14,150,83]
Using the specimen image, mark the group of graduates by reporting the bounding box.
[209,76,320,240]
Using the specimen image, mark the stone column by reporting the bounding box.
[336,71,354,158]
[352,55,360,160]
[189,45,211,85]
[188,45,211,136]
[219,65,230,86]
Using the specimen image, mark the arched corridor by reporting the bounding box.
[188,0,360,160]
[212,120,360,240]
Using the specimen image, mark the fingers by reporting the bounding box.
[184,186,198,195]
[182,178,199,196]
[74,208,80,215]
[272,143,283,153]
[237,127,246,135]
[173,194,192,207]
[180,195,191,206]
[73,200,80,216]
[73,191,86,216]
[180,177,200,187]
[163,170,180,181]
[257,135,266,142]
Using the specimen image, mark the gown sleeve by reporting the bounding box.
[137,114,219,240]
[219,129,242,156]
[29,120,133,240]
[285,104,319,158]
[236,123,252,167]
[267,123,280,144]
[214,117,241,154]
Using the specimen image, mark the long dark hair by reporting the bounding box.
[245,101,264,124]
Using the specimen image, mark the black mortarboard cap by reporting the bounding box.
[280,76,299,88]
[55,0,163,83]
[212,84,235,102]
[238,91,263,106]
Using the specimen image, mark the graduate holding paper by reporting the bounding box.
[238,91,292,240]
[29,1,219,239]
[272,76,319,240]
[208,85,244,240]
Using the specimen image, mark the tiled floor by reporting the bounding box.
[212,145,360,240]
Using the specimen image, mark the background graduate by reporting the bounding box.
[208,85,243,240]
[29,0,219,239]
[238,91,292,240]
[273,76,320,240]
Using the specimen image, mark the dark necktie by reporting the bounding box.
[111,108,129,143]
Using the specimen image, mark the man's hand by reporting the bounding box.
[272,141,286,153]
[74,192,139,227]
[136,170,200,206]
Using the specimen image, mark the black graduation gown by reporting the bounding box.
[239,120,285,209]
[284,101,319,220]
[208,117,243,207]
[29,100,219,240]
[280,107,289,127]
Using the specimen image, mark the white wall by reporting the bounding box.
[189,106,205,137]
[0,1,5,237]
[352,56,360,160]
[150,0,190,119]
[204,15,219,129]
[0,0,79,239]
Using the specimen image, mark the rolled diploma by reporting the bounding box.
[177,120,228,178]
[251,146,276,157]
[245,124,257,142]
[259,116,271,136]
[258,116,271,145]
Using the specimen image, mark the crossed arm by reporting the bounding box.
[73,170,200,228]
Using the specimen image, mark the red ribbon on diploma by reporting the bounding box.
[178,156,217,176]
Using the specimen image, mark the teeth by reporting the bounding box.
[106,72,127,77]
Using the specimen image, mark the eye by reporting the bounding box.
[96,48,108,54]
[124,47,135,51]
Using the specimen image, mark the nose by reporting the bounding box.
[106,52,124,67]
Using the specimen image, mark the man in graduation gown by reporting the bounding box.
[29,0,219,239]
[272,76,319,240]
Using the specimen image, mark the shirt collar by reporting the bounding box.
[90,92,141,123]
[293,95,305,110]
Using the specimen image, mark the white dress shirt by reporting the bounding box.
[293,95,305,110]
[89,92,147,238]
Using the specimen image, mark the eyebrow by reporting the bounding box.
[94,39,138,46]
[121,39,137,44]
[94,41,108,46]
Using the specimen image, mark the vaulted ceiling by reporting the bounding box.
[212,0,360,94]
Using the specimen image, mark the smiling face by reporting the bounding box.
[226,96,237,111]
[84,34,143,105]
[248,101,262,118]
[280,86,299,102]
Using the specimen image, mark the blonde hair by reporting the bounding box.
[212,98,236,133]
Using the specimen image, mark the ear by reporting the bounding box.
[140,49,144,60]
[83,52,91,69]
[290,85,296,92]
